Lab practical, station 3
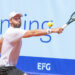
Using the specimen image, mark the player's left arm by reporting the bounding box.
[0,37,4,53]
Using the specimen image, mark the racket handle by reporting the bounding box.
[62,24,68,29]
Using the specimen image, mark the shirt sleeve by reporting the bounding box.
[3,28,27,43]
[16,28,27,38]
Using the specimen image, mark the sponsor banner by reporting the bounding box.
[17,56,75,75]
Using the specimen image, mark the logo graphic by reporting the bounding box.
[0,13,52,43]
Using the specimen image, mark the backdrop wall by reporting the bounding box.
[0,0,75,74]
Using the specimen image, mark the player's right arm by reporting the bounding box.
[0,37,4,53]
[23,27,64,38]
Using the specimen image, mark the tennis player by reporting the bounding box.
[0,11,64,75]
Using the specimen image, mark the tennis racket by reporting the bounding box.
[62,12,75,29]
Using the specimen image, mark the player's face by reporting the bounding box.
[11,15,22,28]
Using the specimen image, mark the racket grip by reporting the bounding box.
[62,24,67,29]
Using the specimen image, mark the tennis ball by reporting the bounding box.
[48,22,53,27]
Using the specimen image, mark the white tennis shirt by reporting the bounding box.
[0,26,27,66]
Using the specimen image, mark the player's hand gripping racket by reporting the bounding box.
[62,12,75,29]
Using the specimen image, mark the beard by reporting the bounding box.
[15,23,21,28]
[13,22,21,28]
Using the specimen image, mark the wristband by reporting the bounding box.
[47,29,51,34]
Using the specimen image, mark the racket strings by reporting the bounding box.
[67,12,75,24]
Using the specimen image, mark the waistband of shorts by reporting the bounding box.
[0,66,16,68]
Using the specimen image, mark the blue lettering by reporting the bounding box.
[40,21,52,43]
[0,14,52,43]
[0,19,10,34]
[29,20,39,30]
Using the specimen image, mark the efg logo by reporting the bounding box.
[37,62,51,71]
[0,13,52,43]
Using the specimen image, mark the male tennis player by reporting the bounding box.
[0,11,64,75]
